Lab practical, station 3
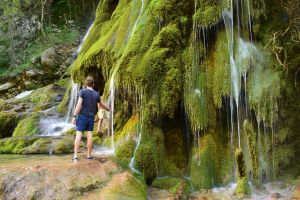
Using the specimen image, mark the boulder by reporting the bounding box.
[0,82,15,92]
[41,47,62,70]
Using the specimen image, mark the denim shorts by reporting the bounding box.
[76,114,95,132]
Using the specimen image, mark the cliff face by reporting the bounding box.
[72,0,300,185]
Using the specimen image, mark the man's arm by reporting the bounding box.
[98,102,110,112]
[72,97,83,124]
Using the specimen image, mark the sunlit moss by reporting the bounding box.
[12,113,40,137]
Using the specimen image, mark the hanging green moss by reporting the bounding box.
[243,120,259,179]
[235,148,250,198]
[248,52,281,125]
[159,58,183,118]
[211,30,231,107]
[193,0,229,28]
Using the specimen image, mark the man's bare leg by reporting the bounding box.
[97,119,103,134]
[87,131,93,158]
[74,131,82,159]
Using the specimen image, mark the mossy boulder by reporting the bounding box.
[115,139,136,164]
[23,138,51,154]
[12,113,41,137]
[52,137,74,154]
[0,137,36,154]
[0,111,18,138]
[0,136,74,154]
[135,141,158,184]
[28,84,66,111]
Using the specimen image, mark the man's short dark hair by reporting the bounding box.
[85,77,94,87]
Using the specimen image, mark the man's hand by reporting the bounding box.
[72,116,76,125]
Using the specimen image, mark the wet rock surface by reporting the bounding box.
[0,154,120,200]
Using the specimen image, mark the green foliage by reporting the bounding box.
[12,113,40,137]
[0,27,80,78]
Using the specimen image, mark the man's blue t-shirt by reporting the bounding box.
[78,88,100,117]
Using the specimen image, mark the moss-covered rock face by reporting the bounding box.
[68,0,300,187]
[0,111,17,138]
[12,113,40,137]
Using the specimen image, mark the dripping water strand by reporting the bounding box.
[130,0,144,38]
[129,92,143,174]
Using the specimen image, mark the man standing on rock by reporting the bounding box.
[72,77,110,161]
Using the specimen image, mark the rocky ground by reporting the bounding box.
[0,154,148,200]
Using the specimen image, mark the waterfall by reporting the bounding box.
[66,82,79,123]
[129,93,143,174]
[108,70,116,152]
[223,11,241,148]
[129,133,142,174]
[76,23,94,55]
